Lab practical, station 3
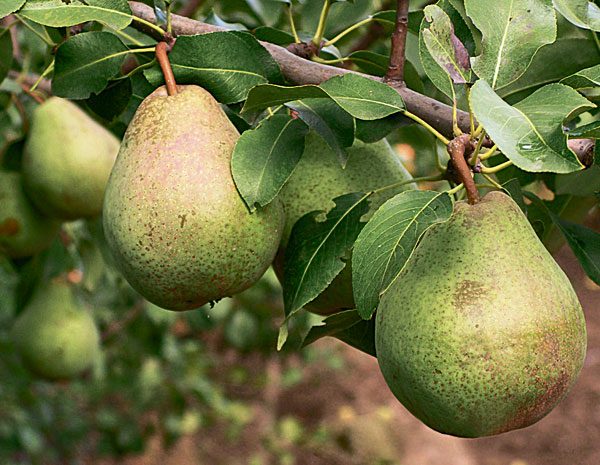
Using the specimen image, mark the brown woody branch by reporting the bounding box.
[128,1,469,137]
[384,0,410,84]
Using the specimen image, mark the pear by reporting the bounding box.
[11,280,100,380]
[0,171,60,258]
[103,85,284,311]
[375,191,587,437]
[275,131,414,314]
[22,97,120,220]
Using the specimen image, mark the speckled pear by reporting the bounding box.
[0,171,60,258]
[11,280,100,380]
[103,85,284,311]
[274,131,414,314]
[22,97,120,220]
[375,191,587,437]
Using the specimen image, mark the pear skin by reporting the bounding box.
[103,85,284,311]
[23,97,120,220]
[275,132,414,314]
[375,191,587,437]
[0,171,60,258]
[11,281,100,380]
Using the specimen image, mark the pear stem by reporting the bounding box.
[447,134,479,205]
[156,41,177,96]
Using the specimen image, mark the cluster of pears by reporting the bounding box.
[1,97,119,380]
[375,191,587,437]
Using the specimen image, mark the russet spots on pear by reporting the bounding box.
[103,85,284,311]
[375,191,586,437]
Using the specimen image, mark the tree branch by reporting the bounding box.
[128,1,468,137]
[384,0,410,84]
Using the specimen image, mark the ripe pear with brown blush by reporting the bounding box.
[274,131,414,315]
[103,85,284,311]
[375,191,587,437]
[11,280,100,380]
[22,97,120,220]
[0,171,60,258]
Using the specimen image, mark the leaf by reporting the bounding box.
[253,26,295,45]
[524,192,600,284]
[243,74,405,120]
[501,178,528,213]
[499,28,600,101]
[471,80,594,173]
[302,310,376,357]
[0,0,25,19]
[419,0,476,98]
[86,77,132,121]
[286,98,354,166]
[145,32,278,104]
[554,165,600,196]
[0,28,12,84]
[561,64,600,90]
[243,84,327,113]
[355,114,408,143]
[319,73,405,120]
[568,120,600,139]
[422,4,472,85]
[553,0,600,31]
[20,0,132,30]
[283,193,370,317]
[231,114,308,211]
[352,191,453,320]
[52,31,128,99]
[465,0,557,89]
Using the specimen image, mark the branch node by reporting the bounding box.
[447,134,480,205]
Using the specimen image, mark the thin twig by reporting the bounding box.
[155,41,177,96]
[447,134,479,205]
[384,0,410,84]
[19,82,45,104]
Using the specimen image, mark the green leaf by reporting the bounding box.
[302,310,376,357]
[286,98,354,166]
[465,0,557,89]
[0,0,25,19]
[253,26,295,45]
[283,193,370,317]
[499,27,600,101]
[422,5,472,85]
[145,33,278,104]
[52,31,128,99]
[568,119,600,138]
[553,0,600,31]
[86,77,132,121]
[524,192,600,284]
[319,73,405,120]
[231,114,308,211]
[471,80,594,173]
[418,0,475,99]
[243,74,405,120]
[20,0,132,30]
[561,64,600,89]
[243,84,327,113]
[501,178,528,213]
[352,191,453,320]
[555,165,600,196]
[0,28,13,84]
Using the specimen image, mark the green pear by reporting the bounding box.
[103,85,284,311]
[11,280,100,380]
[275,131,414,314]
[375,191,587,437]
[0,171,60,258]
[22,97,120,220]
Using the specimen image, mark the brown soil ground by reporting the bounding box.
[103,245,600,465]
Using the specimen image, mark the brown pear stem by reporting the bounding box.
[448,135,480,205]
[19,82,45,104]
[156,41,177,96]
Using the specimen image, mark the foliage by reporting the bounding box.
[1,0,600,460]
